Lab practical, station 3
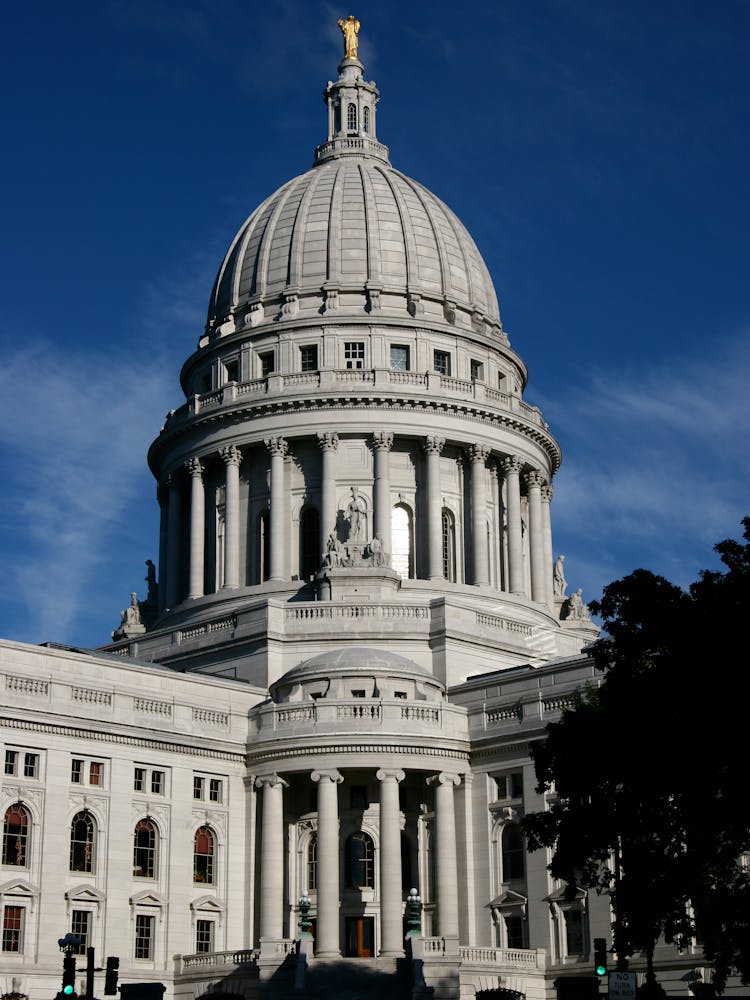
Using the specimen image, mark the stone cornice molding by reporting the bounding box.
[311,769,344,784]
[316,431,339,452]
[0,716,244,763]
[185,457,204,478]
[219,444,242,467]
[502,455,522,476]
[423,435,445,455]
[375,768,406,783]
[426,771,462,787]
[372,431,394,452]
[247,743,470,766]
[264,436,289,457]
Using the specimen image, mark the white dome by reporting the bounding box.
[207,157,501,332]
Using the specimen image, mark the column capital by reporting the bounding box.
[541,484,553,503]
[423,435,445,456]
[220,444,242,467]
[426,771,461,788]
[311,769,344,784]
[376,768,405,784]
[524,468,544,490]
[372,431,394,452]
[317,431,339,452]
[185,456,204,479]
[254,773,288,790]
[501,454,522,475]
[265,436,288,457]
[468,444,490,464]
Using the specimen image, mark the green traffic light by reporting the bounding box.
[595,963,607,976]
[63,986,75,995]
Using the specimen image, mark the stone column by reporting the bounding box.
[469,445,490,586]
[220,445,242,589]
[372,432,394,555]
[376,768,405,956]
[185,457,205,599]
[427,772,461,938]
[525,469,546,603]
[423,436,445,580]
[255,774,287,941]
[265,437,288,582]
[317,432,339,557]
[541,483,554,607]
[157,483,168,612]
[502,456,525,596]
[311,769,343,957]
[165,472,182,609]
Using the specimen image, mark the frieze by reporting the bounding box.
[247,742,470,766]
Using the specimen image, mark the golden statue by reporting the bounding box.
[338,14,360,60]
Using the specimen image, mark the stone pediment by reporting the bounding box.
[65,884,105,903]
[0,877,39,898]
[190,895,226,914]
[130,889,167,907]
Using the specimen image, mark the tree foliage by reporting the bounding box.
[522,518,750,993]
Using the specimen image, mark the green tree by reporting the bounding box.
[522,519,750,995]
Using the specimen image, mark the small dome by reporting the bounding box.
[283,646,430,679]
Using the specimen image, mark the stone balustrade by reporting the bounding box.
[459,945,547,970]
[178,948,259,972]
[250,697,464,739]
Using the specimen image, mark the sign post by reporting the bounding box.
[609,970,638,1000]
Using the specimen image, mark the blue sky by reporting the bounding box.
[1,0,748,648]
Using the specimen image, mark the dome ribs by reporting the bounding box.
[396,171,448,301]
[340,163,368,284]
[302,165,336,287]
[254,175,304,300]
[358,162,382,286]
[326,163,345,285]
[287,167,324,291]
[376,165,421,303]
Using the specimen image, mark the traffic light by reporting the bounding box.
[594,937,608,977]
[62,954,77,996]
[104,955,120,995]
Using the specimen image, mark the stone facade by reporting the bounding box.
[0,31,725,1000]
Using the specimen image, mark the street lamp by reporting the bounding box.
[298,891,313,939]
[405,888,422,938]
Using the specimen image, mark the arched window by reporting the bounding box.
[347,102,357,133]
[363,106,370,134]
[501,823,525,882]
[299,507,320,580]
[2,804,29,866]
[307,834,317,892]
[345,832,374,889]
[194,826,215,884]
[70,811,95,873]
[257,510,270,583]
[133,819,157,878]
[391,503,413,580]
[442,508,456,582]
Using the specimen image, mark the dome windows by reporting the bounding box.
[363,106,370,133]
[347,102,358,133]
[433,350,451,377]
[389,345,410,371]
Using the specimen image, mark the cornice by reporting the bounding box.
[0,716,245,764]
[150,393,561,476]
[246,740,471,768]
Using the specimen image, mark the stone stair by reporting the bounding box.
[300,956,411,999]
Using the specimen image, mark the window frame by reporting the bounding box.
[134,913,155,960]
[389,345,410,371]
[344,341,366,370]
[133,819,157,879]
[2,804,30,867]
[70,811,96,874]
[1,904,24,953]
[259,350,275,378]
[193,826,215,885]
[433,350,451,376]
[195,918,214,954]
[300,345,318,372]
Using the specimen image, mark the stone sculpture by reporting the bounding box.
[566,588,590,621]
[553,554,567,598]
[346,486,366,541]
[145,559,157,604]
[122,593,141,627]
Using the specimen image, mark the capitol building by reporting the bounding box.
[0,21,718,1000]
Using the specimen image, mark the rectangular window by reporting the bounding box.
[1,906,23,953]
[209,779,222,804]
[496,772,523,800]
[344,342,365,370]
[390,345,409,371]
[300,345,318,372]
[470,359,484,381]
[224,359,239,383]
[134,768,146,792]
[71,910,90,956]
[151,771,164,795]
[4,751,17,776]
[71,759,83,784]
[433,350,451,376]
[351,690,366,699]
[259,351,274,378]
[196,919,214,954]
[394,691,407,700]
[89,762,102,787]
[134,914,154,960]
[193,776,204,800]
[23,753,39,779]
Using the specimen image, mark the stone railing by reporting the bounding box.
[253,697,457,738]
[476,612,533,638]
[5,675,50,697]
[284,604,429,624]
[542,693,579,714]
[485,703,523,726]
[171,370,551,435]
[178,948,259,973]
[459,945,546,969]
[421,937,447,955]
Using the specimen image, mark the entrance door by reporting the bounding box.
[345,916,374,957]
